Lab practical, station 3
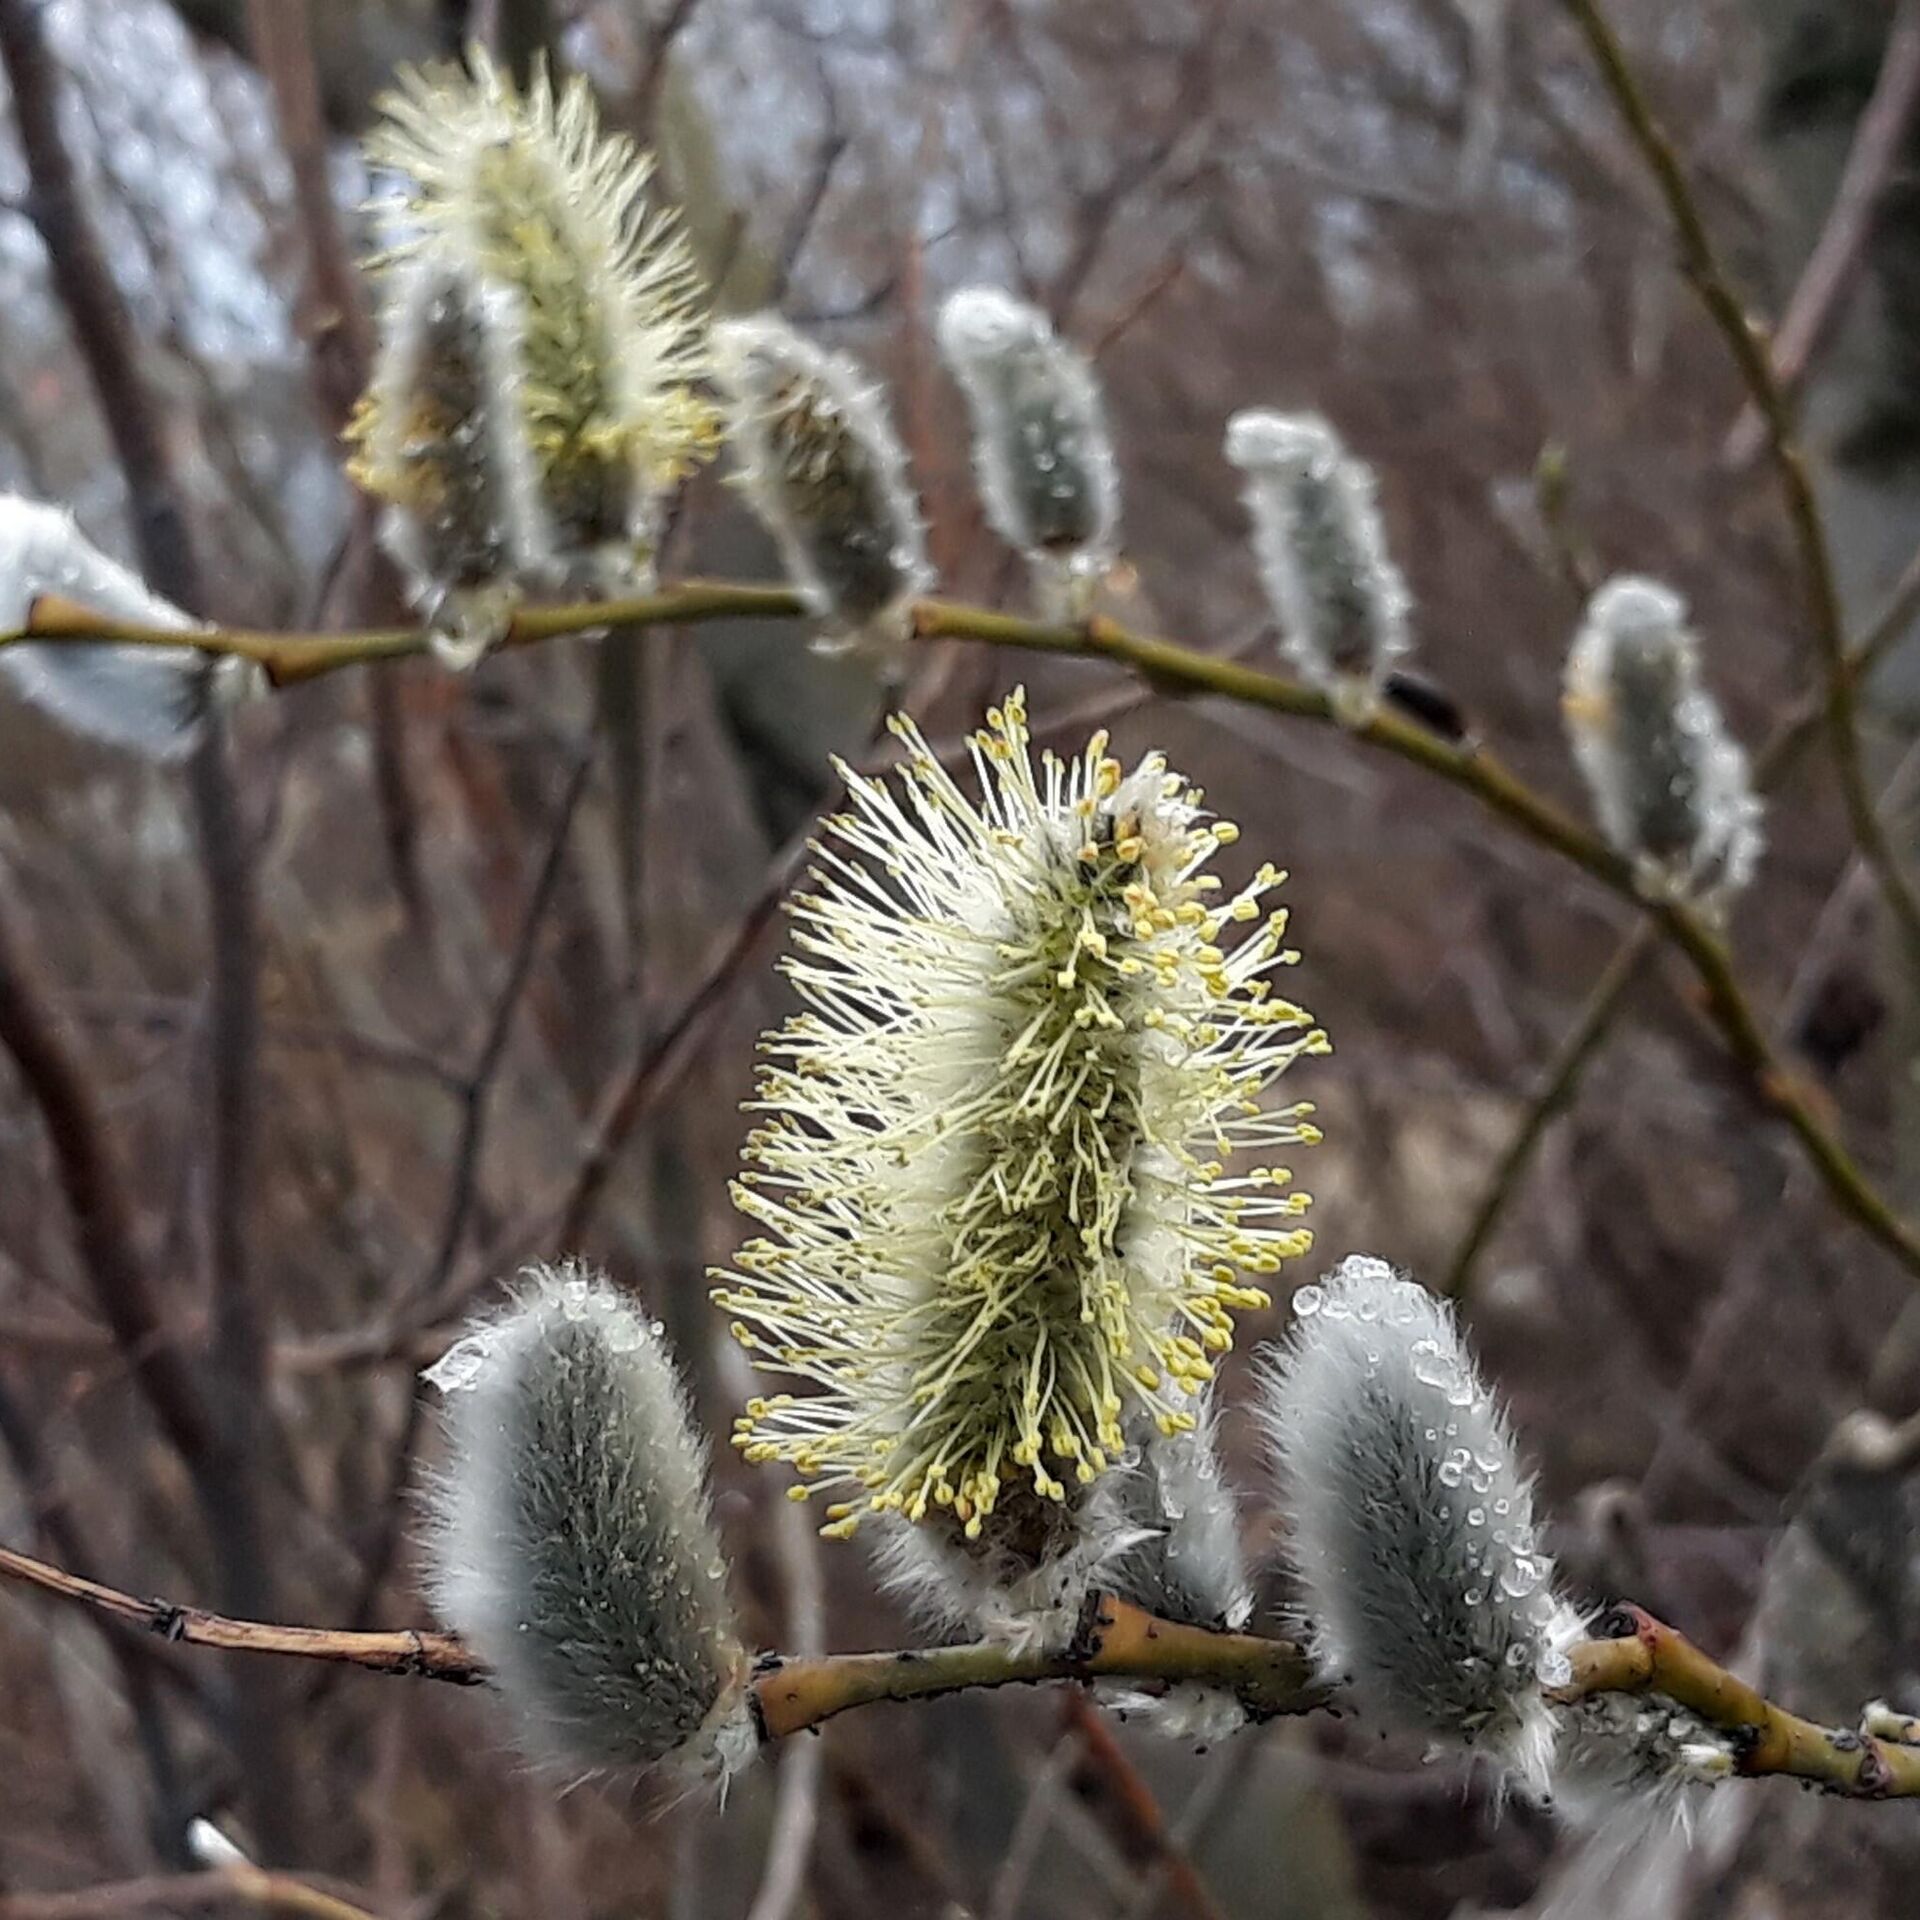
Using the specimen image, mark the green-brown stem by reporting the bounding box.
[1558,1604,1920,1796]
[8,582,1920,1292]
[1561,0,1920,967]
[5,1545,1917,1797]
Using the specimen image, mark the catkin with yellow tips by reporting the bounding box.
[714,691,1324,1638]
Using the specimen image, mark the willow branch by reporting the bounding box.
[1439,539,1920,1301]
[1558,1603,1920,1797]
[6,1547,1919,1798]
[10,585,1920,1291]
[1561,0,1920,967]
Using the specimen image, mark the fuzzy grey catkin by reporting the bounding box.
[1223,411,1411,723]
[712,314,932,649]
[349,252,551,667]
[1257,1256,1579,1792]
[871,1404,1253,1681]
[1563,576,1762,903]
[423,1264,753,1785]
[1105,1403,1253,1634]
[0,497,258,761]
[936,286,1119,607]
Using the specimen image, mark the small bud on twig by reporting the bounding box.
[936,285,1120,614]
[0,497,259,760]
[1224,411,1412,724]
[712,314,932,653]
[1563,576,1763,904]
[1257,1255,1579,1792]
[423,1263,754,1786]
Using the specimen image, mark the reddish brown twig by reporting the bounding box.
[1724,2,1920,469]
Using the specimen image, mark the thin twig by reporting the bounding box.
[0,1867,386,1920]
[415,740,597,1307]
[1562,0,1920,969]
[0,1545,481,1683]
[1442,922,1654,1300]
[1724,1,1920,468]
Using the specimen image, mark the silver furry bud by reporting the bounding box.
[0,497,259,761]
[423,1264,754,1786]
[349,252,552,668]
[713,314,932,651]
[1105,1404,1253,1634]
[1563,576,1763,904]
[1257,1255,1580,1792]
[936,286,1119,611]
[1224,411,1411,723]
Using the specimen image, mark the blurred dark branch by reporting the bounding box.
[1059,1692,1226,1920]
[1562,0,1920,971]
[414,739,597,1309]
[1724,0,1920,469]
[0,0,287,1845]
[311,740,598,1705]
[0,882,216,1467]
[243,0,373,435]
[243,0,432,940]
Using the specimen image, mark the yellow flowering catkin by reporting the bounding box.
[714,692,1326,1540]
[350,50,717,618]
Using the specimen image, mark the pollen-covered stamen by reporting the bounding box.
[1224,410,1411,724]
[714,691,1325,1540]
[361,50,717,590]
[713,315,933,649]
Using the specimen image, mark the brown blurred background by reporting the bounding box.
[3,1,1920,1915]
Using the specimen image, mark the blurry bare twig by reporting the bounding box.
[1059,1693,1227,1920]
[1442,921,1654,1300]
[1723,1,1920,470]
[0,1866,385,1920]
[1561,0,1920,972]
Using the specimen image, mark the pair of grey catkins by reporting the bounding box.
[420,1256,1736,1815]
